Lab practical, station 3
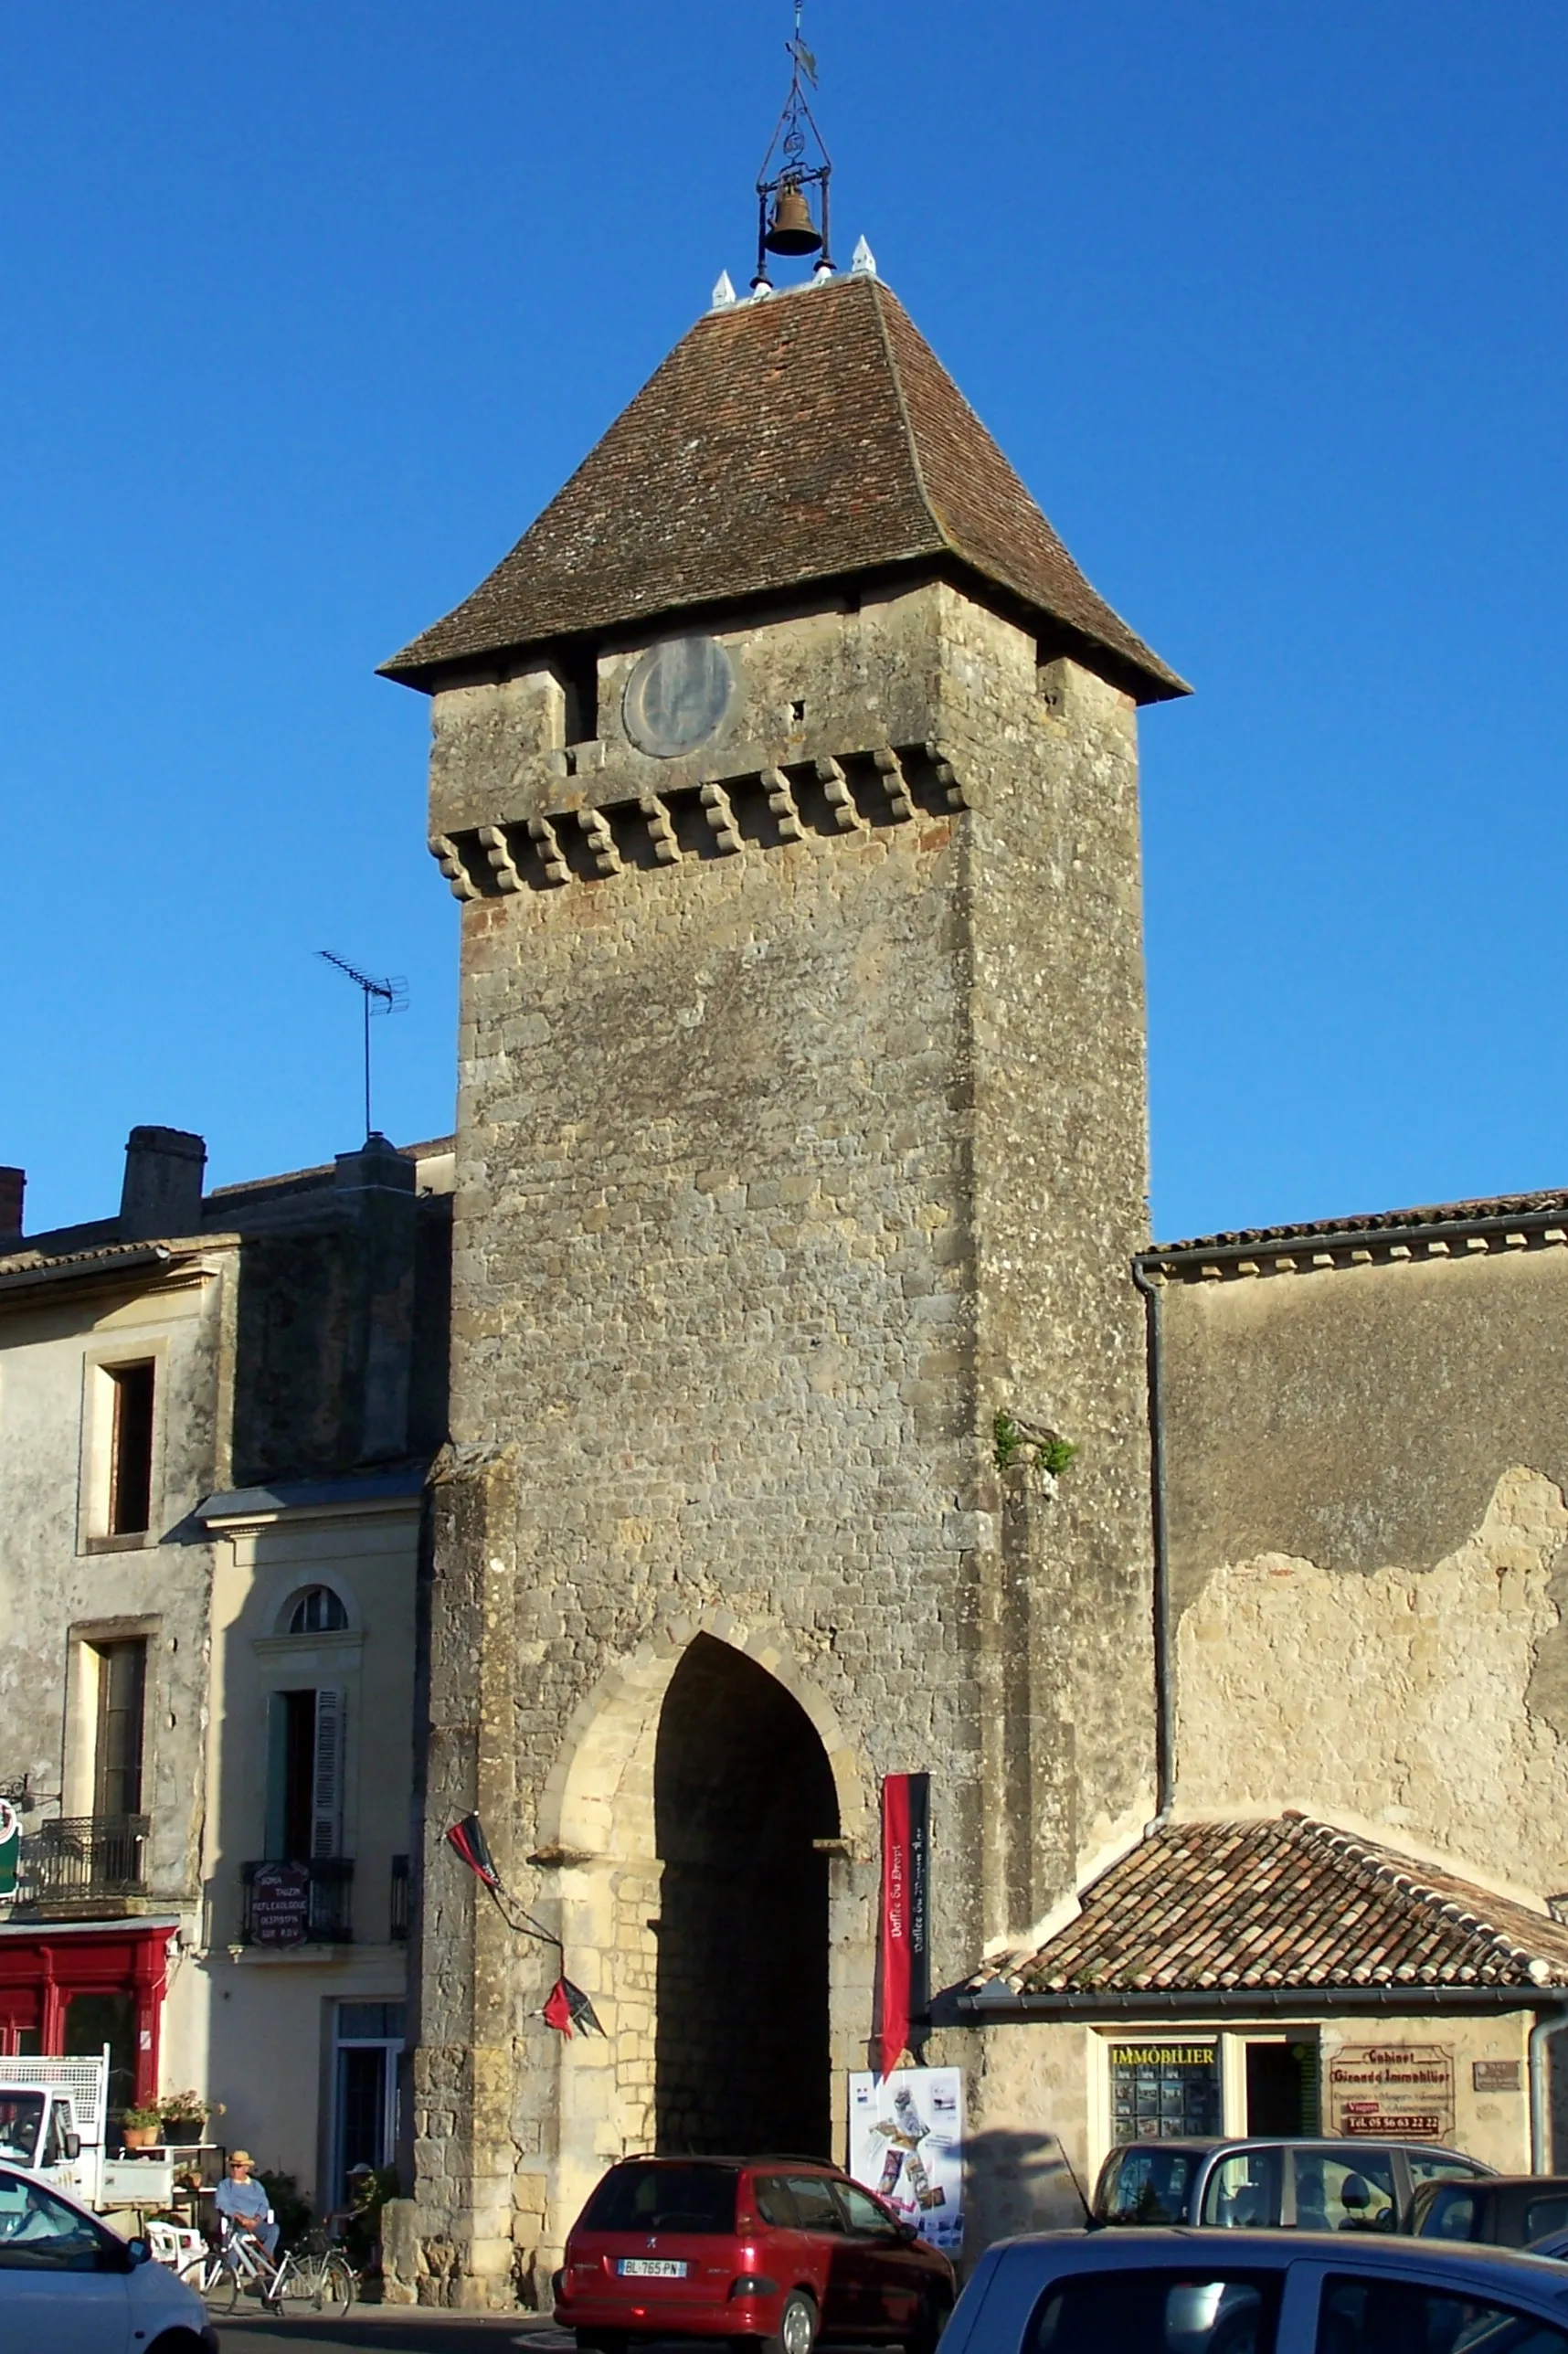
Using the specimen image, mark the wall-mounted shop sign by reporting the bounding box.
[249,1861,312,1946]
[1326,2044,1455,2141]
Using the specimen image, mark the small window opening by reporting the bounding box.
[560,643,599,745]
[789,698,806,723]
[288,1585,349,1635]
[107,1363,155,1536]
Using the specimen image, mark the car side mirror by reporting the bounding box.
[125,2236,153,2268]
[895,2219,919,2244]
[64,2132,81,2161]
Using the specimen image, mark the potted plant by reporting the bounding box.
[122,2105,163,2151]
[158,2089,213,2146]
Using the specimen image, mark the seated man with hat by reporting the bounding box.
[214,2150,279,2261]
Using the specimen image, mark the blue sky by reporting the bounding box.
[1,4,1563,1242]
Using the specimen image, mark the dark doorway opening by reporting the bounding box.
[654,1637,838,2157]
[1245,2039,1319,2135]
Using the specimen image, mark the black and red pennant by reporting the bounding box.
[446,1812,502,1888]
[544,1977,606,2039]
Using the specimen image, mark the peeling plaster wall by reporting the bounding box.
[0,1268,230,1902]
[1164,1248,1568,1895]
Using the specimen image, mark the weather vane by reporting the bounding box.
[318,950,408,1140]
[753,0,832,292]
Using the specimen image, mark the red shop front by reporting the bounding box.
[0,1921,174,2111]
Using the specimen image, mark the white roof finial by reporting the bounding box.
[851,235,877,279]
[710,270,738,312]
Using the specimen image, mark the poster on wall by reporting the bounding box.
[848,2067,963,2253]
[1326,2045,1455,2142]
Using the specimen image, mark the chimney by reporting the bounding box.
[120,1127,207,1242]
[334,1133,417,1461]
[0,1167,23,1244]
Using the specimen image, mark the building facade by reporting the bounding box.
[0,1123,450,2209]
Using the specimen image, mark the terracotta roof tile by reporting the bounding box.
[975,1816,1568,1996]
[381,275,1184,705]
[1153,1187,1568,1261]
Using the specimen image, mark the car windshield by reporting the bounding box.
[1098,2147,1200,2224]
[0,2099,44,2167]
[579,2161,738,2235]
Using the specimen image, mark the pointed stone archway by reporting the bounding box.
[537,1620,864,2231]
[652,1633,839,2155]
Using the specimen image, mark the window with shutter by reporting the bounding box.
[311,1688,345,1859]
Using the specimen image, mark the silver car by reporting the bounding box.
[1093,2138,1493,2232]
[942,2226,1568,2354]
[0,2160,217,2354]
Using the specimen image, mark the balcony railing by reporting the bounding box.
[240,1858,354,1946]
[14,1815,149,1914]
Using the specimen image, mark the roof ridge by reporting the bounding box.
[864,280,947,563]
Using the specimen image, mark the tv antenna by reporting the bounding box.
[317,951,408,1139]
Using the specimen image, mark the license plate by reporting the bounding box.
[618,2258,688,2278]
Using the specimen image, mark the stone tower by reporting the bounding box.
[383,267,1184,2305]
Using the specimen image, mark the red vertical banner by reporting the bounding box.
[876,1773,930,2080]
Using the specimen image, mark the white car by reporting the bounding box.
[0,2159,217,2353]
[943,2223,1568,2354]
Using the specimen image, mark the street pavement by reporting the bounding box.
[221,2309,570,2351]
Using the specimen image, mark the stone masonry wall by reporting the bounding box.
[412,580,1157,2302]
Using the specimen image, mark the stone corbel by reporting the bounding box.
[701,780,742,854]
[924,739,968,810]
[478,824,524,893]
[577,806,622,877]
[429,835,480,901]
[526,815,570,886]
[640,793,682,864]
[815,756,865,832]
[761,767,804,842]
[872,748,914,822]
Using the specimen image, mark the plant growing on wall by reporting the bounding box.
[993,1410,1077,1488]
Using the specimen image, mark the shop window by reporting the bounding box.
[64,1991,136,2127]
[92,1640,146,1819]
[1109,2041,1222,2145]
[105,1363,155,1536]
[286,1585,349,1635]
[265,1688,344,1860]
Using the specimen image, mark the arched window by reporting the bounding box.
[286,1585,349,1636]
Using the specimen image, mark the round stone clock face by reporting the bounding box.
[622,635,736,758]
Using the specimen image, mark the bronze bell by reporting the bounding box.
[764,183,822,257]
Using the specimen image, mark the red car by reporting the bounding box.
[555,2155,956,2354]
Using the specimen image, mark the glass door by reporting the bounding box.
[330,2002,405,2210]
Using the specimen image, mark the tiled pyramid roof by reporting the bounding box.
[381,274,1185,704]
[974,1816,1568,1997]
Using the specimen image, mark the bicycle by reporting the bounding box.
[179,2217,355,2317]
